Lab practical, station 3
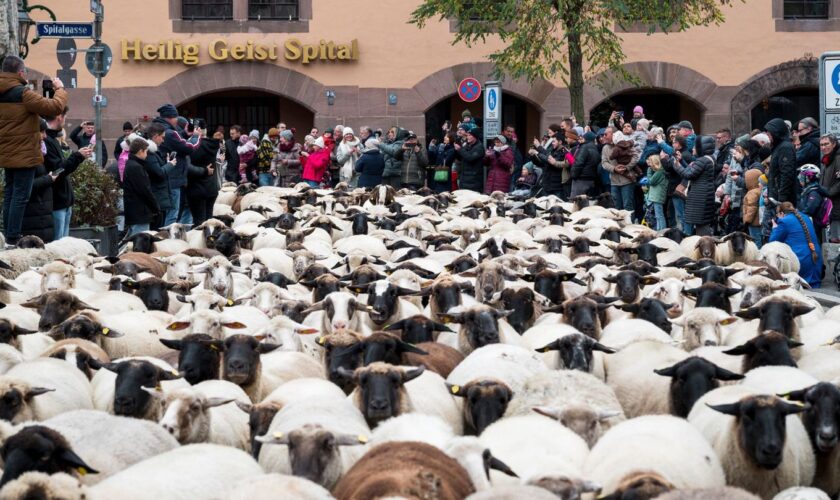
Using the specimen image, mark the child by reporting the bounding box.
[742,169,763,247]
[646,155,667,231]
[797,164,827,244]
[237,133,258,183]
[511,162,537,197]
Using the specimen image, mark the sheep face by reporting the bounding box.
[358,332,427,366]
[0,426,96,488]
[672,309,737,350]
[735,299,814,338]
[708,395,805,470]
[318,331,365,393]
[583,265,613,296]
[257,424,366,489]
[737,277,788,309]
[166,310,246,340]
[495,288,538,335]
[22,292,98,332]
[439,307,511,350]
[122,278,184,311]
[353,282,413,326]
[447,255,478,274]
[695,236,718,260]
[235,283,284,316]
[48,313,116,345]
[690,265,738,286]
[682,283,740,314]
[383,315,452,344]
[175,290,227,312]
[783,383,840,453]
[721,232,754,259]
[619,298,673,333]
[723,332,802,373]
[36,263,76,293]
[448,379,513,435]
[123,232,161,254]
[529,270,580,305]
[0,381,52,423]
[533,405,619,448]
[303,292,371,332]
[646,278,686,317]
[159,334,221,385]
[199,258,239,297]
[275,300,309,323]
[654,357,744,418]
[425,278,470,316]
[560,296,608,339]
[343,363,424,426]
[601,472,674,500]
[301,274,343,304]
[536,332,615,372]
[156,388,234,444]
[48,346,95,379]
[0,320,35,349]
[214,335,279,386]
[162,254,204,282]
[96,359,181,419]
[236,401,282,459]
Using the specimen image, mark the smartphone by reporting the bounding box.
[616,111,624,117]
[168,152,176,161]
[52,168,65,177]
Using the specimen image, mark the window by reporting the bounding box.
[784,0,830,19]
[182,0,233,20]
[249,0,299,20]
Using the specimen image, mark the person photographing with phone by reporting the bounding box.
[142,123,176,230]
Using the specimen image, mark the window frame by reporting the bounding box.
[181,0,233,21]
[783,0,830,19]
[248,0,300,21]
[773,0,840,31]
[171,0,310,33]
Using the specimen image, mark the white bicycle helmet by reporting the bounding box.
[798,163,820,182]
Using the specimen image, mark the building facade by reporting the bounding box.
[18,0,840,146]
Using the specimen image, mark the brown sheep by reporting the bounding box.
[403,342,464,378]
[332,441,475,500]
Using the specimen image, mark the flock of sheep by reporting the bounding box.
[0,183,834,500]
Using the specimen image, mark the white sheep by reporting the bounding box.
[584,415,726,495]
[739,366,819,395]
[687,385,815,498]
[370,413,455,450]
[259,377,346,408]
[1,357,94,423]
[772,487,832,500]
[760,241,801,273]
[44,238,97,260]
[224,474,334,500]
[446,344,548,396]
[797,348,840,382]
[599,319,674,351]
[671,307,738,351]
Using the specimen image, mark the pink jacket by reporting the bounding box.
[302,148,331,182]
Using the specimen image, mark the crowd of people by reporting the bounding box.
[0,53,838,286]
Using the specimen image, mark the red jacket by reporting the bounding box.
[302,148,330,182]
[484,147,513,194]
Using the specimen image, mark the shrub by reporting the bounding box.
[71,160,120,228]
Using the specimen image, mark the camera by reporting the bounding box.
[191,118,207,130]
[42,79,54,99]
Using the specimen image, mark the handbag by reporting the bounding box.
[674,183,688,198]
[434,166,450,182]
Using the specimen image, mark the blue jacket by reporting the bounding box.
[769,212,822,288]
[354,149,385,188]
[638,139,662,169]
[152,117,198,188]
[797,183,826,220]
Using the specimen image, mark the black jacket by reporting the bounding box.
[186,138,221,200]
[571,140,599,181]
[44,128,84,210]
[455,140,485,192]
[673,135,717,226]
[122,154,160,225]
[533,141,566,194]
[21,164,54,242]
[224,138,241,183]
[145,147,173,212]
[69,125,108,166]
[765,118,798,204]
[354,149,385,188]
[796,129,821,168]
[714,140,734,177]
[152,117,198,189]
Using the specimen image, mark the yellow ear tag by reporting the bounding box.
[76,466,88,476]
[170,370,179,377]
[101,327,109,336]
[450,385,460,395]
[358,435,368,444]
[780,392,790,399]
[209,344,220,352]
[155,383,162,391]
[273,432,284,439]
[317,337,326,345]
[227,299,234,306]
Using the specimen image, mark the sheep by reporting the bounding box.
[672,307,739,351]
[716,232,760,265]
[447,344,548,398]
[443,436,520,492]
[0,358,94,423]
[333,441,475,500]
[90,356,188,420]
[772,487,831,500]
[436,304,521,355]
[41,339,109,379]
[302,292,373,336]
[681,235,719,261]
[224,474,334,500]
[723,332,803,373]
[157,253,206,282]
[0,425,97,488]
[656,487,761,500]
[149,379,250,451]
[343,363,462,433]
[760,241,801,273]
[68,290,147,316]
[735,274,791,309]
[370,413,455,450]
[584,415,726,496]
[687,385,815,498]
[0,345,23,374]
[599,319,674,351]
[505,370,625,446]
[0,248,62,280]
[257,396,370,489]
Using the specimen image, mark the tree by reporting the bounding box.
[411,0,734,120]
[0,0,19,61]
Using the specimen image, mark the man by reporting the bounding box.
[358,126,372,145]
[277,122,287,133]
[224,125,242,183]
[378,126,408,188]
[795,117,821,167]
[0,56,68,245]
[570,131,600,197]
[454,126,484,192]
[256,128,279,186]
[69,119,108,166]
[114,121,133,159]
[765,118,797,205]
[713,128,734,178]
[152,103,200,226]
[602,127,640,214]
[144,122,174,230]
[677,120,696,154]
[396,131,428,190]
[503,125,523,191]
[44,107,91,240]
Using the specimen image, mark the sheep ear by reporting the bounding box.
[792,304,815,317]
[654,365,678,377]
[591,342,616,354]
[401,366,425,383]
[437,313,464,325]
[722,343,753,356]
[204,398,235,409]
[235,401,253,414]
[222,322,247,330]
[335,433,369,446]
[725,288,741,297]
[397,341,428,356]
[488,454,518,478]
[714,366,745,381]
[166,321,191,331]
[619,303,640,314]
[532,406,560,420]
[735,307,760,320]
[383,320,405,331]
[141,386,165,398]
[256,432,290,445]
[718,316,738,326]
[336,366,356,380]
[707,402,741,416]
[159,339,183,351]
[157,368,182,381]
[446,383,466,398]
[20,296,44,309]
[778,399,807,415]
[57,448,99,476]
[779,388,808,402]
[25,387,55,399]
[641,276,660,286]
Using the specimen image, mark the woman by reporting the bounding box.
[671,135,716,236]
[272,130,301,188]
[185,132,223,227]
[335,128,361,186]
[770,202,823,288]
[431,133,456,193]
[301,137,330,188]
[529,124,565,198]
[122,138,160,237]
[354,138,385,189]
[820,134,840,243]
[484,135,513,194]
[21,120,55,243]
[144,123,174,230]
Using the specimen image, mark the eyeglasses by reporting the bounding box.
[821,142,833,147]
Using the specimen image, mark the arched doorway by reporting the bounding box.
[424,93,540,153]
[177,89,314,136]
[589,89,704,133]
[749,87,818,131]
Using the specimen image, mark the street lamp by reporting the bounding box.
[17,0,57,59]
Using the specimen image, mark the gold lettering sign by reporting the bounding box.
[120,38,358,66]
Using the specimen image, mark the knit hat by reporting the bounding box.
[637,119,650,131]
[304,134,315,145]
[342,127,355,137]
[156,104,178,118]
[752,133,770,146]
[494,135,507,145]
[612,132,625,143]
[583,131,597,142]
[249,129,260,139]
[280,130,294,141]
[565,129,580,141]
[462,109,472,119]
[122,121,133,131]
[573,126,585,137]
[677,120,694,131]
[467,127,482,140]
[313,137,325,149]
[759,174,768,185]
[633,105,644,114]
[176,116,189,129]
[364,138,380,152]
[268,128,280,138]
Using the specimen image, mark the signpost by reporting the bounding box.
[56,38,78,89]
[36,22,94,38]
[820,51,840,137]
[483,81,502,141]
[458,78,482,103]
[90,0,104,168]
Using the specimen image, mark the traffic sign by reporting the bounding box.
[820,52,840,140]
[458,78,482,103]
[85,43,113,78]
[37,23,93,38]
[483,81,502,140]
[56,38,77,69]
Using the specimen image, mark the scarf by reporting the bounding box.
[493,145,509,153]
[279,140,295,153]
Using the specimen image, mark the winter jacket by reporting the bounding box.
[145,142,173,212]
[223,138,241,183]
[742,169,763,227]
[69,126,108,166]
[638,140,662,170]
[602,142,641,187]
[355,149,385,188]
[455,140,485,192]
[820,147,840,221]
[0,73,67,169]
[21,163,54,242]
[770,212,822,288]
[571,140,599,181]
[646,167,667,204]
[673,135,717,226]
[714,140,734,176]
[302,148,331,183]
[798,183,827,221]
[152,117,199,189]
[397,143,429,188]
[379,129,409,178]
[765,118,798,204]
[532,139,567,193]
[256,139,275,174]
[722,159,745,209]
[433,143,456,167]
[796,129,821,167]
[335,139,361,184]
[186,138,222,200]
[484,147,513,194]
[122,154,160,226]
[44,128,84,211]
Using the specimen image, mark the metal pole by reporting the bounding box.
[93,5,103,168]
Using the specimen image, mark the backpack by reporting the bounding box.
[817,196,833,228]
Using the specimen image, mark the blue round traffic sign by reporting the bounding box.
[833,64,840,94]
[458,78,481,103]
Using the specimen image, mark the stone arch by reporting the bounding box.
[730,59,818,134]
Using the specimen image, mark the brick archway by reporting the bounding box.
[730,59,818,134]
